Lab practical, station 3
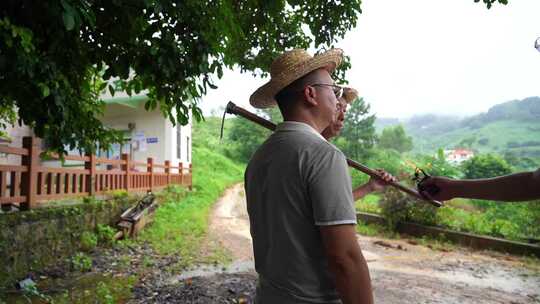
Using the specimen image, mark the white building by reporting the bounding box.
[0,94,192,170]
[444,148,475,164]
[100,93,192,169]
[0,124,32,165]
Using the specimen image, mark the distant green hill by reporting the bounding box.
[375,97,540,160]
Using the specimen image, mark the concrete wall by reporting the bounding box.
[0,196,136,288]
[165,108,192,168]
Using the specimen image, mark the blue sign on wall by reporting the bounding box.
[146,137,158,144]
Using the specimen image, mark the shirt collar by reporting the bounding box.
[275,121,326,141]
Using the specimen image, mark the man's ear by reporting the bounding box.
[302,86,318,107]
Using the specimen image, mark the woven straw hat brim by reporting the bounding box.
[250,49,343,109]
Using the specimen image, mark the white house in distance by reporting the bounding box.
[99,92,192,171]
[444,148,475,165]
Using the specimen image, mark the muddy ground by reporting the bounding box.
[129,184,540,304]
[8,184,537,303]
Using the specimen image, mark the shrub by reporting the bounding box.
[96,281,115,304]
[462,153,512,179]
[380,187,438,230]
[71,252,92,272]
[80,231,98,252]
[96,224,116,246]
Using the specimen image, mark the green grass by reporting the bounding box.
[357,195,539,241]
[135,146,244,268]
[412,120,540,159]
[414,235,456,252]
[445,198,480,212]
[356,222,398,239]
[434,201,540,241]
[356,222,454,252]
[50,274,137,304]
[355,194,382,214]
[192,116,237,155]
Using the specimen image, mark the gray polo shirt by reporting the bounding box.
[245,121,357,304]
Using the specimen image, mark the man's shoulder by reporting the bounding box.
[247,130,346,168]
[274,130,346,158]
[309,137,345,157]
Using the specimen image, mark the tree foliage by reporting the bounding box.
[378,125,413,154]
[462,153,512,179]
[0,0,361,153]
[474,0,508,9]
[414,149,461,178]
[226,107,281,163]
[338,97,376,161]
[503,151,539,171]
[227,115,270,163]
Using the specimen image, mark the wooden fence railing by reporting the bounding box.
[0,136,192,210]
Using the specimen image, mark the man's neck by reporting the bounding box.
[283,114,327,133]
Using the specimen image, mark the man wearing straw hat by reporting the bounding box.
[321,86,358,140]
[245,49,375,304]
[322,88,396,201]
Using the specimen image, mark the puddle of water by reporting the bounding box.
[369,261,540,295]
[172,260,255,283]
[0,273,136,304]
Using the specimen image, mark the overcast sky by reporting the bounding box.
[201,0,540,119]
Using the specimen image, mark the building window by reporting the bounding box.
[186,136,190,162]
[176,126,181,159]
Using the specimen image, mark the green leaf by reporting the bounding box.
[38,83,50,97]
[217,65,223,78]
[108,85,115,97]
[63,12,75,31]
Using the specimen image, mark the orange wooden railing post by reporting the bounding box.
[147,157,153,192]
[165,160,171,186]
[189,163,193,190]
[21,136,40,210]
[85,153,96,195]
[179,162,183,185]
[121,153,130,191]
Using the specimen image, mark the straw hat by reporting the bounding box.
[341,87,358,104]
[249,48,344,109]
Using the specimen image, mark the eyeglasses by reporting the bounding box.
[310,83,344,100]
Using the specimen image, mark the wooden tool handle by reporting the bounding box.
[225,102,442,207]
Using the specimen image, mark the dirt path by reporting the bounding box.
[148,183,540,304]
[208,184,253,262]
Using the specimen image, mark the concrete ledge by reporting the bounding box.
[0,196,137,288]
[357,212,540,258]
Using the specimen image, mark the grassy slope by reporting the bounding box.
[411,120,540,156]
[135,116,245,268]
